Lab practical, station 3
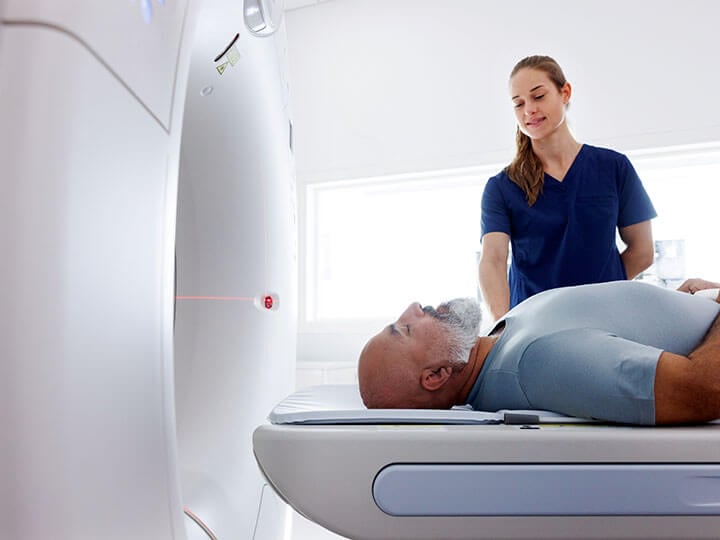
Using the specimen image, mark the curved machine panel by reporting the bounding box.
[174,0,296,538]
[0,20,186,540]
[0,0,295,539]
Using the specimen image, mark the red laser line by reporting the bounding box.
[175,296,254,301]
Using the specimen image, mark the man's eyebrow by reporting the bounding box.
[511,84,546,101]
[386,324,400,336]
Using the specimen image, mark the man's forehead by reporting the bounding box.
[365,329,404,361]
[361,332,386,356]
[371,329,395,350]
[358,335,392,381]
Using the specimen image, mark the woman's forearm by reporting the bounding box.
[621,244,654,280]
[479,259,510,322]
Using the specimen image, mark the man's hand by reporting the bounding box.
[677,278,720,303]
[677,278,720,295]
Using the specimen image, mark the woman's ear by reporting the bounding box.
[561,81,572,105]
[420,365,452,391]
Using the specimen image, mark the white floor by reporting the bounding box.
[291,510,348,539]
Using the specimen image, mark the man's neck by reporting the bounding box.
[455,332,501,404]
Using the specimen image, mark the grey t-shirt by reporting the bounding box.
[466,281,720,424]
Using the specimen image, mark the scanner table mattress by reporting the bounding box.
[268,383,594,425]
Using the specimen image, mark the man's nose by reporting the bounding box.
[399,302,424,321]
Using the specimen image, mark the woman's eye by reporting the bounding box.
[534,94,545,100]
[406,324,411,335]
[513,103,522,109]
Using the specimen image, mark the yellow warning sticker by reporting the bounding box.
[216,62,229,75]
[226,46,241,66]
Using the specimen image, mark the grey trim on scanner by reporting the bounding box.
[374,464,720,516]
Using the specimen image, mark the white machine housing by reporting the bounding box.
[254,385,720,540]
[0,1,296,539]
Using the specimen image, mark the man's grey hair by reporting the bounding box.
[423,298,482,364]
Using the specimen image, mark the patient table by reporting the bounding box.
[253,384,720,540]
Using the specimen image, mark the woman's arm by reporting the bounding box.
[618,220,654,279]
[478,232,511,322]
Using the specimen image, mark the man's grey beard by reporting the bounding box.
[423,298,482,364]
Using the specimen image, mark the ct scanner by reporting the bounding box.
[4,2,720,540]
[1,0,294,538]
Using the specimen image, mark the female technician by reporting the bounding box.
[479,55,657,321]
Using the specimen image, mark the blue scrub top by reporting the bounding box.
[481,145,657,308]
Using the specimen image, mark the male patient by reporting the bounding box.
[357,279,720,425]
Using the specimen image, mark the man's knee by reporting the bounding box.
[654,351,720,424]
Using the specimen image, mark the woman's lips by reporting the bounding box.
[526,117,545,128]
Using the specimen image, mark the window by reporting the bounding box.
[304,167,498,322]
[302,143,720,325]
[632,143,720,287]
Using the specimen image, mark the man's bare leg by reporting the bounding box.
[655,312,720,424]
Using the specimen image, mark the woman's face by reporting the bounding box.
[509,67,571,140]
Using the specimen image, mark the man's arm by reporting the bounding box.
[478,232,510,322]
[618,220,654,279]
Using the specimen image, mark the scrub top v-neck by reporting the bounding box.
[481,144,657,308]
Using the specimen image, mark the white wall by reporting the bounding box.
[286,0,720,182]
[285,0,720,372]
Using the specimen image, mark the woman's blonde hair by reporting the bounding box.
[505,55,568,206]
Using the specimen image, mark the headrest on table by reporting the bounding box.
[268,384,594,426]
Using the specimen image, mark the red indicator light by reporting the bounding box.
[254,292,279,312]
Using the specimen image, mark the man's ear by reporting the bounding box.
[420,365,452,392]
